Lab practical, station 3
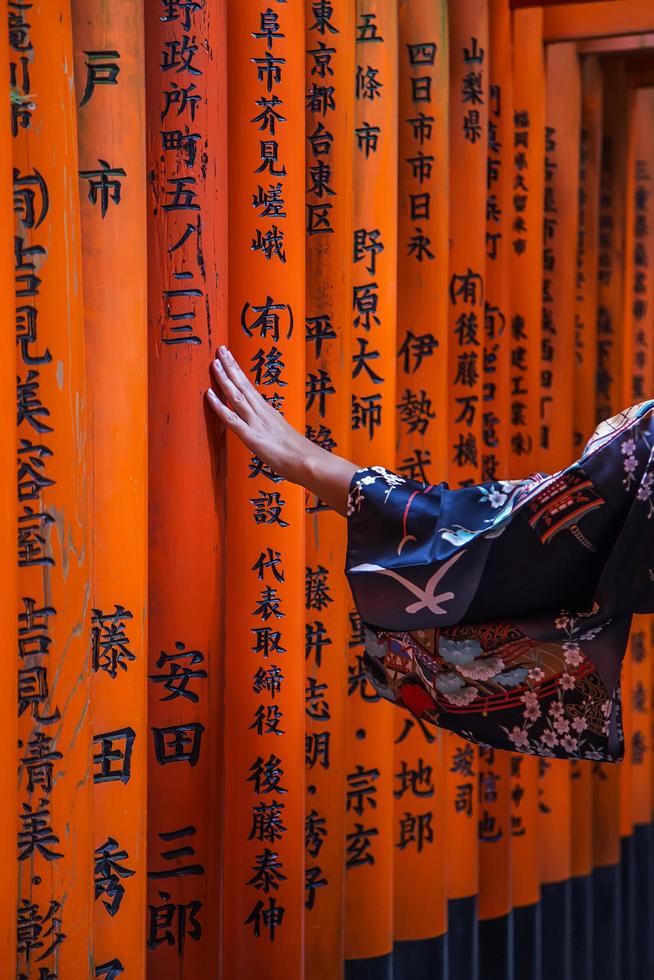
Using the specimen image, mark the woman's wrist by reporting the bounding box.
[299,446,359,517]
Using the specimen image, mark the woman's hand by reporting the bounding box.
[206,346,358,516]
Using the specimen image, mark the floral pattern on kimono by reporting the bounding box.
[345,401,654,761]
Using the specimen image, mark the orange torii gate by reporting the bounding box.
[13,2,93,976]
[394,1,449,975]
[1,0,17,968]
[72,2,148,975]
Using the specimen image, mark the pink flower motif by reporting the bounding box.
[563,646,583,668]
[553,715,570,734]
[521,691,539,710]
[560,734,578,754]
[550,700,564,719]
[508,726,530,750]
[540,730,559,748]
[571,716,587,734]
[524,703,541,723]
[528,667,545,683]
[560,672,576,691]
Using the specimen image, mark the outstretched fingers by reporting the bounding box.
[216,345,270,415]
[210,354,253,422]
[206,387,248,434]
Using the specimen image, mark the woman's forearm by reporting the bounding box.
[206,346,359,517]
[300,448,358,517]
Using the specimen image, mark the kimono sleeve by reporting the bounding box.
[344,465,513,633]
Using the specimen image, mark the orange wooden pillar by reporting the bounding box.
[508,12,545,976]
[345,3,398,975]
[539,40,582,980]
[573,55,603,451]
[303,2,354,977]
[393,1,448,974]
[621,85,654,977]
[595,59,628,426]
[478,2,512,974]
[71,4,148,975]
[445,5,488,977]
[1,0,18,967]
[13,1,93,976]
[222,4,305,977]
[144,0,227,976]
[570,53,603,980]
[591,57,628,980]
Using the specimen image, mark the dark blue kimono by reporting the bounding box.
[345,401,654,762]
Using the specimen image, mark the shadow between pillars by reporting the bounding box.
[592,862,621,980]
[345,952,393,980]
[448,897,478,980]
[479,913,513,980]
[393,933,448,979]
[571,874,593,980]
[541,879,572,980]
[513,902,542,980]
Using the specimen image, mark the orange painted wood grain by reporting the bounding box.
[596,59,628,424]
[345,0,398,965]
[573,55,602,451]
[13,1,93,975]
[393,0,449,949]
[222,3,305,976]
[509,8,545,480]
[303,1,355,976]
[445,0,489,908]
[144,0,227,975]
[1,0,18,966]
[71,3,148,975]
[507,6,545,916]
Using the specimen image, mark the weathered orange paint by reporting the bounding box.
[222,3,305,976]
[14,1,93,975]
[0,0,17,966]
[303,1,355,976]
[445,0,489,906]
[145,0,227,975]
[345,0,398,964]
[393,0,449,947]
[72,3,148,974]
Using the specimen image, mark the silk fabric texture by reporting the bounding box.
[345,401,654,762]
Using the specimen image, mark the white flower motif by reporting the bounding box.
[541,730,559,748]
[457,655,505,681]
[553,715,570,734]
[347,485,364,515]
[371,466,406,488]
[621,438,636,456]
[507,726,530,750]
[528,667,545,683]
[585,749,605,761]
[560,734,578,754]
[560,672,576,691]
[571,716,587,734]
